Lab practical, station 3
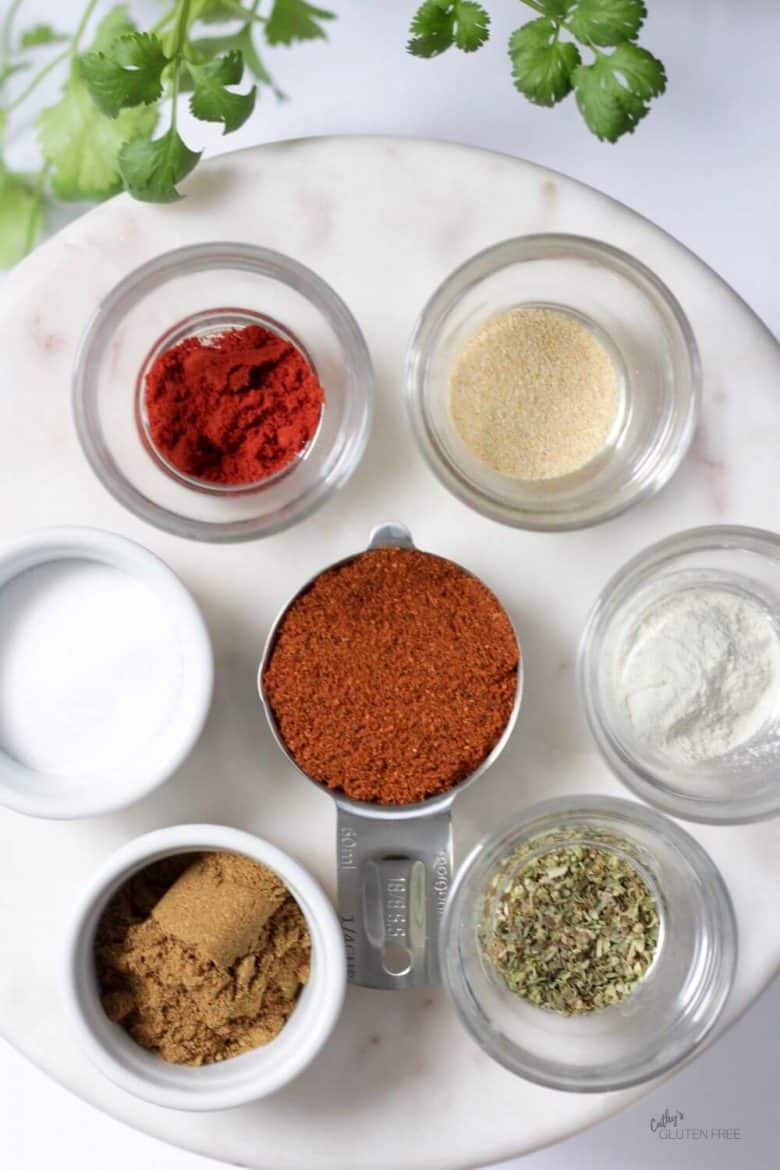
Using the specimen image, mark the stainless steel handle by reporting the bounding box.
[368,522,414,550]
[336,804,452,988]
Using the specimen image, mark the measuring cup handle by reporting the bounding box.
[336,804,453,988]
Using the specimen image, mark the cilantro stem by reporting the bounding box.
[7,0,100,114]
[70,0,101,56]
[6,46,70,113]
[0,0,24,123]
[170,66,181,132]
[223,1,267,26]
[152,8,177,36]
[167,0,192,133]
[245,0,262,27]
[1,0,25,65]
[170,0,193,59]
[22,161,47,255]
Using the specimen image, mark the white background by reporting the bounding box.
[2,0,779,1167]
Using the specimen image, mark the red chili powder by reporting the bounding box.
[262,548,520,806]
[143,324,325,485]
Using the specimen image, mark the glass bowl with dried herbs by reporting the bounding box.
[441,795,736,1092]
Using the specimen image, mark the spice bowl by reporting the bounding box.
[0,526,212,819]
[441,796,736,1093]
[580,525,780,824]
[64,824,346,1110]
[405,234,700,531]
[73,242,373,543]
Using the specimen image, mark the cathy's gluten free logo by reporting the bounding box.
[650,1107,741,1141]
[651,1108,685,1132]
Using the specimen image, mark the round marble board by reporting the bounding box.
[0,138,778,1170]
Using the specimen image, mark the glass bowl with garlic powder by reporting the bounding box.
[581,526,780,824]
[405,234,700,531]
[441,796,736,1092]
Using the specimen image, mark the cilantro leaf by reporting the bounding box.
[189,0,238,22]
[80,33,168,117]
[89,5,136,54]
[573,42,665,140]
[535,1,575,14]
[118,127,201,202]
[189,51,257,133]
[236,28,286,97]
[568,0,646,47]
[19,24,68,49]
[509,18,581,106]
[188,28,282,93]
[408,1,454,58]
[408,1,489,58]
[453,2,490,51]
[37,68,156,200]
[0,167,43,266]
[265,0,335,46]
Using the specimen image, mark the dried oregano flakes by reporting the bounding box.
[480,842,660,1016]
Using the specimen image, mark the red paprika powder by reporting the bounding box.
[144,324,325,485]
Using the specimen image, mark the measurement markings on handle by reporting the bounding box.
[340,914,357,981]
[383,875,408,940]
[432,851,450,917]
[339,825,358,869]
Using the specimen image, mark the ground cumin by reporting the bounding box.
[263,547,519,805]
[95,852,310,1066]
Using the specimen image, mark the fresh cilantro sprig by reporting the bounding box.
[408,0,666,142]
[0,1,666,270]
[408,1,490,56]
[0,0,334,262]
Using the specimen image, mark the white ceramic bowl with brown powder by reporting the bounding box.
[63,824,346,1110]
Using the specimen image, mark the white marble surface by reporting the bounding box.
[0,137,779,1170]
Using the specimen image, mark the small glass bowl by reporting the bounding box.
[441,796,736,1093]
[580,526,780,824]
[405,235,700,531]
[73,243,373,542]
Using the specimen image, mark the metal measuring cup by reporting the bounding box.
[258,523,523,989]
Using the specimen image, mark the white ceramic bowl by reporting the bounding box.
[0,527,213,818]
[64,825,347,1110]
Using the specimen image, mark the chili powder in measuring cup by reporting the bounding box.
[262,547,519,805]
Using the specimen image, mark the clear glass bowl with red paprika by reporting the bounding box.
[73,243,373,542]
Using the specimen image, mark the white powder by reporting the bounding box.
[0,559,183,777]
[617,585,780,764]
[449,307,620,481]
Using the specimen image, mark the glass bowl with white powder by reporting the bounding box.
[580,526,780,824]
[405,234,700,531]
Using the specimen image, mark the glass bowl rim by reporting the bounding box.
[72,241,374,544]
[404,232,701,532]
[579,524,780,824]
[440,794,737,1093]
